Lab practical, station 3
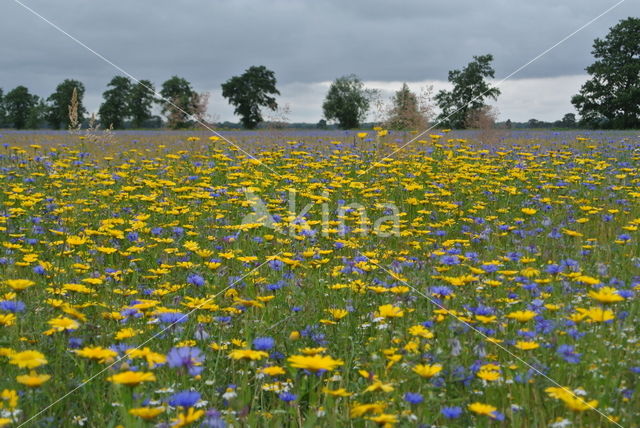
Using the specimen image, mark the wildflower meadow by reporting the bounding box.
[0,129,639,427]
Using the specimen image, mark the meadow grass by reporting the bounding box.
[0,130,638,427]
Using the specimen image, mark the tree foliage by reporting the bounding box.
[435,54,500,129]
[98,76,132,129]
[221,66,280,129]
[160,76,200,129]
[47,79,86,129]
[322,74,372,129]
[384,83,433,130]
[571,17,640,129]
[4,86,37,129]
[129,80,156,128]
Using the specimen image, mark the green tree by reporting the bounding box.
[0,89,7,127]
[435,54,501,129]
[322,74,371,129]
[561,113,577,128]
[98,76,132,129]
[26,96,48,129]
[160,76,198,129]
[47,79,86,129]
[571,17,640,129]
[129,80,156,128]
[4,86,37,129]
[385,83,428,130]
[221,66,280,129]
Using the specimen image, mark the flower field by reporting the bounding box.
[0,130,639,427]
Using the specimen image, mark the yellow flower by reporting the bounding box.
[326,308,349,320]
[545,387,599,412]
[588,287,624,303]
[322,387,352,397]
[514,341,540,350]
[580,307,615,322]
[477,369,501,381]
[288,354,344,372]
[172,408,205,428]
[364,380,394,393]
[357,132,368,138]
[66,235,87,246]
[260,366,286,376]
[468,402,497,416]
[368,413,398,424]
[74,346,118,363]
[412,364,443,378]
[521,208,537,215]
[0,418,12,427]
[129,406,165,420]
[375,304,404,318]
[350,402,386,418]
[228,349,269,361]
[1,389,19,409]
[45,316,80,334]
[5,279,35,291]
[408,324,434,338]
[16,371,51,387]
[107,371,156,386]
[9,350,47,369]
[0,314,16,327]
[506,310,537,322]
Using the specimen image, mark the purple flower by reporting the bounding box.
[252,337,275,351]
[167,347,205,376]
[0,300,25,312]
[557,344,581,363]
[158,312,187,324]
[168,390,201,407]
[441,406,462,419]
[278,392,297,402]
[403,392,423,404]
[187,273,206,287]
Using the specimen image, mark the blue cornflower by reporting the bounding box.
[158,312,187,324]
[440,255,460,265]
[187,273,205,287]
[167,347,205,376]
[557,344,581,363]
[168,390,201,407]
[404,392,424,404]
[252,337,275,351]
[0,300,25,312]
[278,392,297,402]
[441,406,463,419]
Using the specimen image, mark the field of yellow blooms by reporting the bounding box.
[0,130,639,427]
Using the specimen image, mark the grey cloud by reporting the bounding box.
[0,0,635,121]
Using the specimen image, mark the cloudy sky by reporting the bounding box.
[1,0,635,123]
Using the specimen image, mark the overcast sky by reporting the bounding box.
[1,0,636,123]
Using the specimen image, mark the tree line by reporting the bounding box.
[0,17,637,131]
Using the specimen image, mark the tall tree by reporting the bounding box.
[160,76,198,129]
[26,96,48,129]
[221,66,280,129]
[129,80,156,128]
[99,76,132,129]
[322,74,372,129]
[571,17,640,129]
[0,89,6,127]
[47,79,86,129]
[435,54,501,129]
[4,86,37,129]
[385,83,431,130]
